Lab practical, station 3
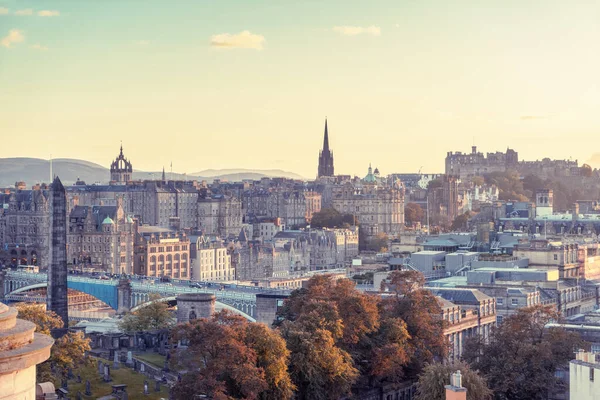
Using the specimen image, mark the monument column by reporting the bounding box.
[48,176,69,337]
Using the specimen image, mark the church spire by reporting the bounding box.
[317,118,334,178]
[323,118,330,153]
[162,167,166,182]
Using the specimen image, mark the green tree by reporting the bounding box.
[171,311,294,400]
[415,361,492,400]
[15,303,91,385]
[118,293,174,332]
[310,208,355,229]
[364,233,389,252]
[463,305,585,400]
[428,178,443,190]
[404,203,425,226]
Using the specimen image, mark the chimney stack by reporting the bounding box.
[445,370,467,400]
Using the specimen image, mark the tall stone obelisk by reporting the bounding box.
[48,176,69,337]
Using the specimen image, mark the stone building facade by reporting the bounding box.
[190,234,235,281]
[0,187,50,268]
[197,193,242,237]
[67,199,135,274]
[331,178,404,239]
[133,228,190,279]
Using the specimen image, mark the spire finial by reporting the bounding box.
[162,166,166,182]
[120,140,123,156]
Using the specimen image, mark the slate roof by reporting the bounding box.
[428,288,492,305]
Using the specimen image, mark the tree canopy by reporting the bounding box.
[118,293,174,332]
[463,305,584,400]
[415,361,492,400]
[276,273,447,397]
[310,208,355,229]
[15,303,91,385]
[171,311,294,400]
[404,203,425,226]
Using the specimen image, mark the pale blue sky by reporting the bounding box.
[2,0,600,177]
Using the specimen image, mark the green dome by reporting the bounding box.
[102,216,115,225]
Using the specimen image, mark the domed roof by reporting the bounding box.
[126,216,134,223]
[102,216,115,225]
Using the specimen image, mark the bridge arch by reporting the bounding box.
[130,296,256,322]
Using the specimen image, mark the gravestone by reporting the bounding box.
[114,352,120,369]
[104,365,112,382]
[155,379,161,392]
[144,380,149,395]
[126,351,133,367]
[85,380,92,396]
[140,363,145,373]
[76,374,82,383]
[98,361,104,375]
[76,391,82,400]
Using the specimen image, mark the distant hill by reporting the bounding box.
[192,169,304,180]
[0,158,304,187]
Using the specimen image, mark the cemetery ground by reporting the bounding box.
[66,357,170,400]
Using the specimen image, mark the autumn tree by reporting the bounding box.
[450,212,471,231]
[118,293,174,332]
[380,271,448,378]
[277,275,414,393]
[463,305,585,400]
[581,163,593,177]
[15,303,91,385]
[281,320,358,400]
[404,203,425,226]
[415,361,492,400]
[471,176,485,187]
[171,311,294,400]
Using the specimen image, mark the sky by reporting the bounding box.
[2,0,600,178]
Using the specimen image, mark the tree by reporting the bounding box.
[171,311,294,400]
[15,303,91,385]
[415,361,492,400]
[581,163,593,177]
[463,305,585,400]
[15,303,62,335]
[364,233,389,252]
[471,176,485,187]
[404,203,425,226]
[245,323,296,400]
[428,178,443,190]
[380,271,448,378]
[118,293,174,332]
[277,275,415,391]
[450,212,471,231]
[310,208,355,229]
[280,321,358,400]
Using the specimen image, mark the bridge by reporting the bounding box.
[0,271,278,320]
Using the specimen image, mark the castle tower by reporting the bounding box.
[110,144,133,184]
[48,176,69,337]
[317,119,335,178]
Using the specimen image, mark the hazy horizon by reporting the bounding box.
[3,0,600,177]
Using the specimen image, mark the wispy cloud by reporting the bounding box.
[1,29,24,48]
[0,7,9,15]
[520,115,551,120]
[38,10,60,17]
[14,8,33,16]
[332,26,381,36]
[30,43,48,51]
[210,30,265,50]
